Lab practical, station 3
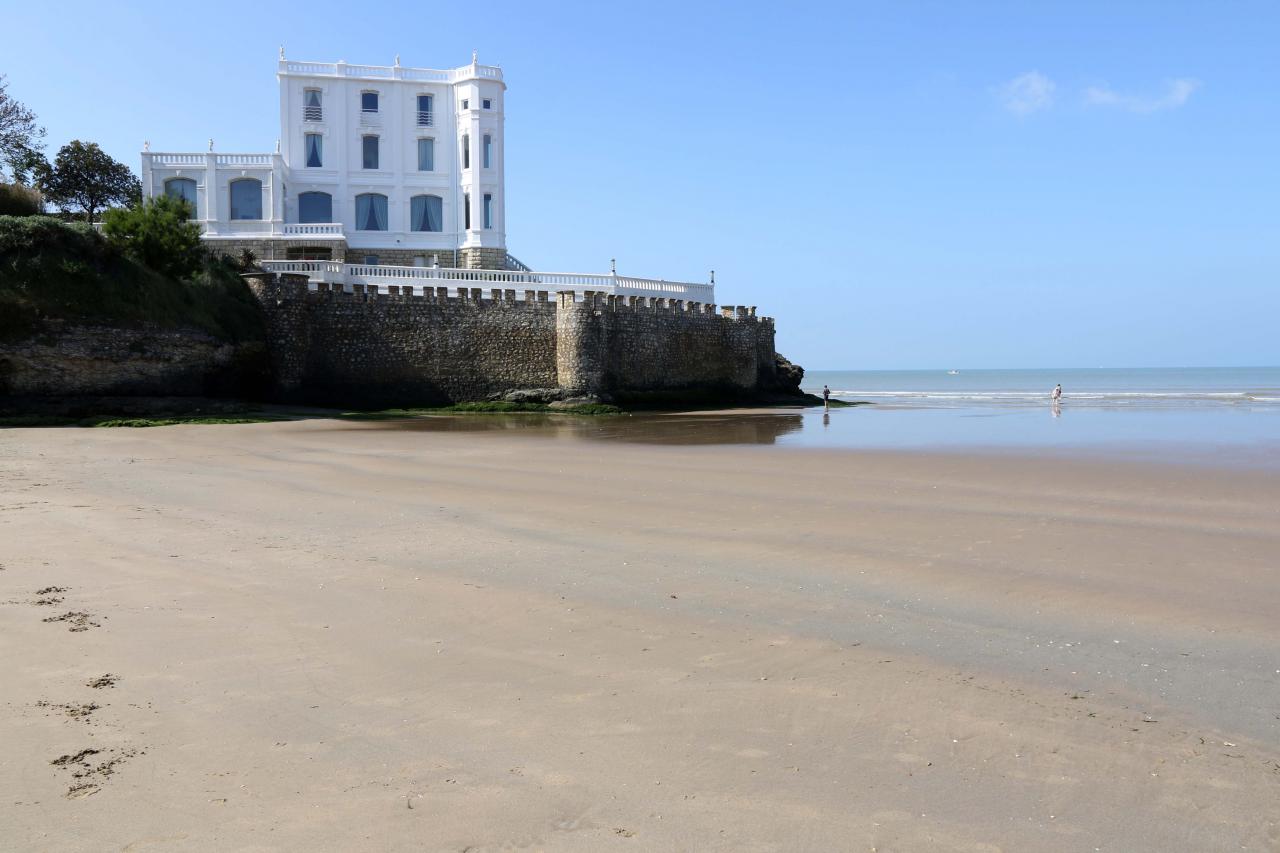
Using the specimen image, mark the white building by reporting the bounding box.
[141,50,510,270]
[140,51,715,301]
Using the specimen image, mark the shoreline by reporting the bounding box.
[2,421,1277,850]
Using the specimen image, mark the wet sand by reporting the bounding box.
[1,418,1277,851]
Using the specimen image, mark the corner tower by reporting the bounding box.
[455,51,507,269]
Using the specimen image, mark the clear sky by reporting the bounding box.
[3,0,1277,369]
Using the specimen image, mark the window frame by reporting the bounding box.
[482,134,492,169]
[416,137,435,172]
[163,177,198,219]
[361,134,380,170]
[354,193,389,232]
[297,191,333,224]
[483,193,493,229]
[360,90,380,113]
[461,133,470,170]
[482,98,492,110]
[228,177,263,221]
[409,193,444,232]
[304,132,323,168]
[303,88,323,122]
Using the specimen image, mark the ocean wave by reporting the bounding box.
[814,388,1280,409]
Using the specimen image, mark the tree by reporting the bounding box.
[37,140,140,222]
[0,75,45,184]
[101,194,205,280]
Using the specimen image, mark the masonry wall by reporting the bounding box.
[246,275,778,406]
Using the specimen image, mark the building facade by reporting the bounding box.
[141,51,510,269]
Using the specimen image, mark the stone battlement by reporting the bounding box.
[244,272,779,406]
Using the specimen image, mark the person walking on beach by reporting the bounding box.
[823,385,831,409]
[1052,383,1062,403]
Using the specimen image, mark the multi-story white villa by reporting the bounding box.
[140,51,715,301]
[141,50,510,270]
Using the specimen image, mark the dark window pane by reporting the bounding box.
[298,192,332,223]
[362,136,379,169]
[229,179,262,220]
[361,91,378,112]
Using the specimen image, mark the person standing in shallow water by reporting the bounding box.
[823,385,831,409]
[1052,384,1063,403]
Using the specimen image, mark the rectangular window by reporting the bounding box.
[304,89,323,122]
[461,98,469,110]
[417,138,434,171]
[483,134,492,169]
[361,91,379,113]
[416,94,433,126]
[462,134,470,169]
[362,135,379,169]
[483,193,493,229]
[364,255,379,266]
[482,98,492,110]
[464,193,471,230]
[304,133,322,168]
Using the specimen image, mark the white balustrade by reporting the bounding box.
[282,223,344,237]
[216,153,273,166]
[150,153,205,166]
[257,261,714,301]
[281,60,502,84]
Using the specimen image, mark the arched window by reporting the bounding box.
[410,194,443,232]
[164,178,197,218]
[229,178,262,220]
[298,191,332,224]
[354,193,388,231]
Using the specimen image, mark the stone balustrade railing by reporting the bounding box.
[259,261,715,302]
[281,60,503,84]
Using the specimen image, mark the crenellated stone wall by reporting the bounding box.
[245,274,777,406]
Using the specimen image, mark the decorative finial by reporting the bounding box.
[279,45,285,60]
[208,138,214,151]
[472,49,478,64]
[143,140,150,152]
[610,258,617,275]
[710,270,715,284]
[275,138,281,153]
[395,54,401,66]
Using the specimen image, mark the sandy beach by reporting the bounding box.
[1,417,1277,852]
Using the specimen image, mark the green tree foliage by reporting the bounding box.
[36,140,140,222]
[0,75,45,184]
[102,194,205,280]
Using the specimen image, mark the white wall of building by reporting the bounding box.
[140,56,506,255]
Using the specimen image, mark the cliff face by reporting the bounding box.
[0,321,266,399]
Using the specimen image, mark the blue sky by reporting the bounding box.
[4,0,1277,368]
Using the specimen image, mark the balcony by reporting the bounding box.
[416,110,434,127]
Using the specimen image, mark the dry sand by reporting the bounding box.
[1,418,1277,852]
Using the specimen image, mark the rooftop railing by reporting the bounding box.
[281,60,503,84]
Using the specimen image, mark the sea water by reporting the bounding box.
[796,366,1280,462]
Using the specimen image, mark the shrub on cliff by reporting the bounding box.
[0,182,42,216]
[102,195,204,280]
[0,215,261,343]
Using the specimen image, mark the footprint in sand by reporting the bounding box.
[86,674,120,689]
[50,747,140,799]
[42,611,100,632]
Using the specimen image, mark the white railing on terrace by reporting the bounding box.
[282,223,344,237]
[150,153,205,166]
[258,261,714,302]
[281,60,502,84]
[303,106,323,121]
[416,111,434,127]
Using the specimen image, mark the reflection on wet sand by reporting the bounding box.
[343,412,808,446]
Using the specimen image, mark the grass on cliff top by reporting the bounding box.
[0,216,263,343]
[339,401,625,419]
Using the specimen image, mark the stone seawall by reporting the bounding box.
[247,274,778,406]
[0,322,264,399]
